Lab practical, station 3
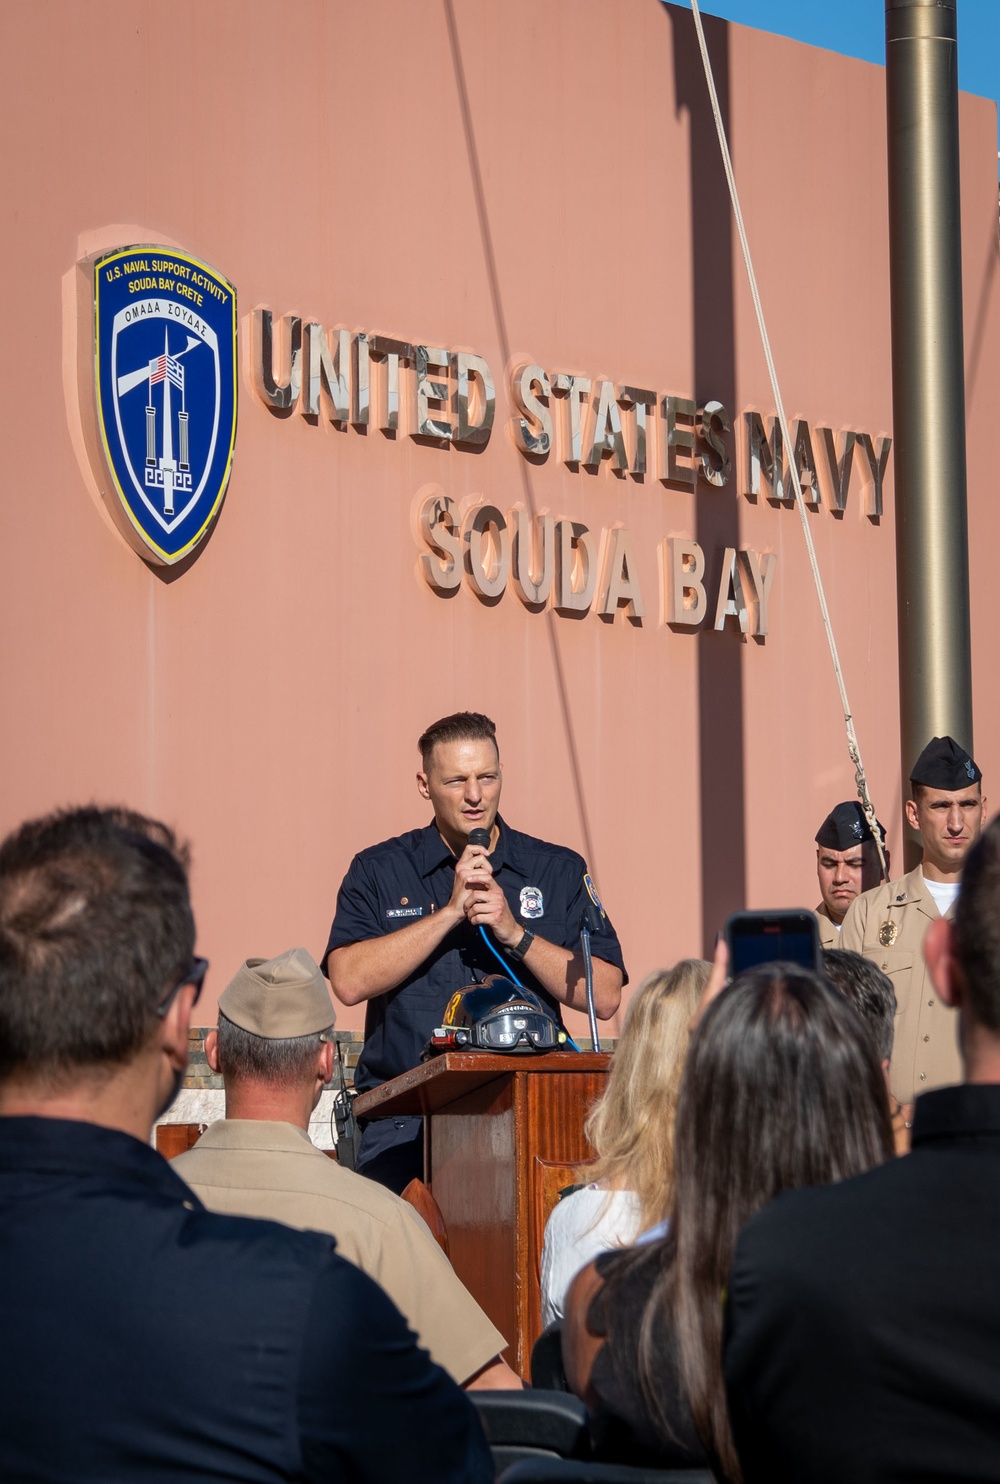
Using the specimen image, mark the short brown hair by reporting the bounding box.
[418,712,498,768]
[822,949,896,1062]
[0,806,194,1084]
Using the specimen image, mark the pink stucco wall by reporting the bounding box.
[1,1,997,1037]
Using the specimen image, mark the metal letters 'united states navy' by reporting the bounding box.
[94,247,237,565]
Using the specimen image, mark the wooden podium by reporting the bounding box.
[353,1051,610,1378]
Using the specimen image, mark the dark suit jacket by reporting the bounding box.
[724,1083,1000,1484]
[0,1116,492,1484]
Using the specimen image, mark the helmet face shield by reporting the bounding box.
[474,1005,561,1051]
[427,975,567,1055]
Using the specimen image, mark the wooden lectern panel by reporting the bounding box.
[516,1071,608,1366]
[429,1074,519,1355]
[355,1053,610,1376]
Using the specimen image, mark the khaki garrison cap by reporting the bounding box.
[218,948,335,1039]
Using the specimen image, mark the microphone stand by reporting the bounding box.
[580,919,601,1054]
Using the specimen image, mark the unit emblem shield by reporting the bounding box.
[93,247,237,564]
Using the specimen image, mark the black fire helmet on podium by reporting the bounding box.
[425,975,566,1056]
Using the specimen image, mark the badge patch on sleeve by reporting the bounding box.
[520,886,544,919]
[583,873,606,919]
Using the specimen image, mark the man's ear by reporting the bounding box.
[924,916,963,1009]
[416,769,430,802]
[905,796,920,832]
[318,1040,335,1085]
[204,1028,220,1074]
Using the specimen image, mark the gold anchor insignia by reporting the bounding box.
[878,919,898,947]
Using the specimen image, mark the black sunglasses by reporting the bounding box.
[156,956,209,1018]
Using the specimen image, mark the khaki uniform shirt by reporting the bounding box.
[172,1120,505,1384]
[839,865,962,1103]
[815,904,839,951]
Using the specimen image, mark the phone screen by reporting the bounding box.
[725,910,822,975]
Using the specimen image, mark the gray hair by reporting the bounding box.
[215,1010,332,1085]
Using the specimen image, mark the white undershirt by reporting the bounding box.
[923,874,961,916]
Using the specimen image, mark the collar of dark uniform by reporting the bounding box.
[911,1083,1000,1148]
[415,815,522,878]
[0,1114,206,1205]
[415,820,459,878]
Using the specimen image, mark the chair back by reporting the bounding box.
[400,1176,450,1256]
[530,1321,569,1392]
[498,1457,714,1483]
[472,1389,590,1473]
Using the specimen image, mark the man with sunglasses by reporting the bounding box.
[0,806,492,1484]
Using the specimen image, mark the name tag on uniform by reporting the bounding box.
[386,907,425,919]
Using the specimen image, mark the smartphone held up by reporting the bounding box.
[725,910,822,976]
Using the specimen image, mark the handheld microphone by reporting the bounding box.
[465,827,528,988]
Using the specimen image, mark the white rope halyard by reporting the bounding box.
[687,0,889,880]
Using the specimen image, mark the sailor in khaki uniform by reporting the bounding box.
[841,737,986,1109]
[172,948,518,1390]
[813,801,889,950]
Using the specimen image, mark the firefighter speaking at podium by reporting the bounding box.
[322,712,627,1193]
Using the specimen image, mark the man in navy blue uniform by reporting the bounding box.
[0,805,492,1484]
[324,712,627,1191]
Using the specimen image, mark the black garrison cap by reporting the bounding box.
[815,801,885,851]
[910,736,981,790]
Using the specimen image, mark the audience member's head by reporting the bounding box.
[0,805,197,1121]
[584,959,709,1229]
[643,966,894,1481]
[950,814,1000,1029]
[814,801,888,921]
[207,948,336,1123]
[923,814,1000,1083]
[822,948,896,1066]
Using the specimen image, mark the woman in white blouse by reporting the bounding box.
[540,958,710,1325]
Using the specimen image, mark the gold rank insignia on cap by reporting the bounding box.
[878,920,898,947]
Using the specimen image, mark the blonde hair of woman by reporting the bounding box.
[584,958,709,1231]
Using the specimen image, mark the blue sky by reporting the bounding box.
[697,0,999,115]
